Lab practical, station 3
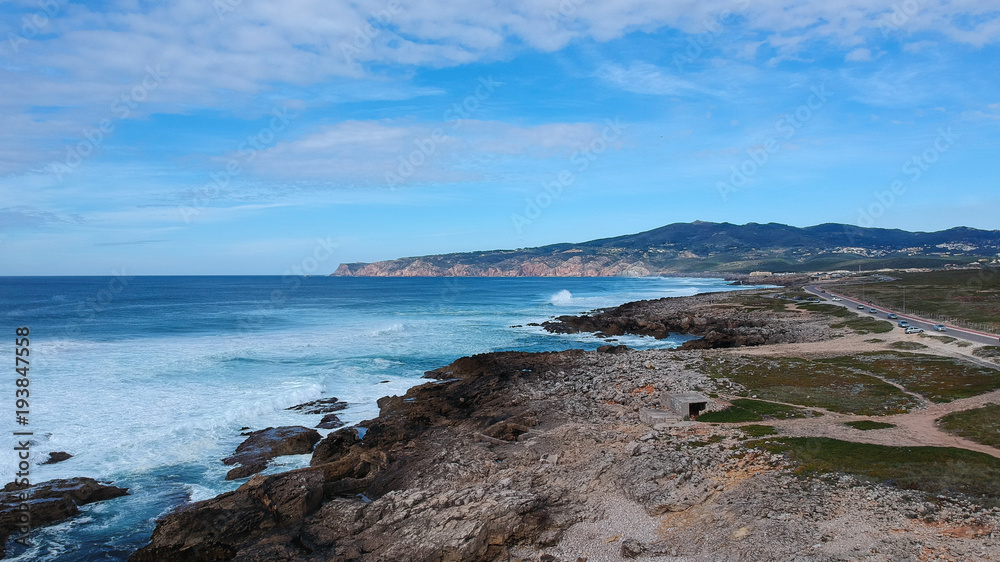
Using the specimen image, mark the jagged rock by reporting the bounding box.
[40,451,73,464]
[129,468,325,562]
[285,397,347,414]
[310,427,360,466]
[223,426,321,480]
[1,478,128,557]
[315,413,345,429]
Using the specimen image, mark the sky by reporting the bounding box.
[1,0,999,275]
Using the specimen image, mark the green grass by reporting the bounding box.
[795,303,854,318]
[865,338,886,343]
[835,268,1000,330]
[741,424,778,437]
[830,316,894,334]
[697,399,806,423]
[819,352,1000,403]
[700,356,919,415]
[755,437,1000,503]
[844,420,896,431]
[889,341,929,350]
[938,404,1000,449]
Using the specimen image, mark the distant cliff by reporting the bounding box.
[332,221,1000,277]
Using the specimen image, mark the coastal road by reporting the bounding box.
[804,286,1000,347]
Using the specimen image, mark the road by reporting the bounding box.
[804,285,1000,347]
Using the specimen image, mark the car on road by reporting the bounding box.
[831,297,842,301]
[905,326,925,334]
[887,313,898,319]
[933,324,947,332]
[898,320,910,328]
[869,308,877,313]
[858,304,865,309]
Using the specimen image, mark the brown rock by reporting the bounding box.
[129,468,324,562]
[40,451,73,465]
[223,426,321,481]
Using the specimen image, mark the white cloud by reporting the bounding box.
[594,62,707,96]
[2,0,1000,176]
[845,48,872,61]
[239,118,609,184]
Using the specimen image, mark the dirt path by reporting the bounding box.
[756,388,1000,459]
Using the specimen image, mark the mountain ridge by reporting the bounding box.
[332,221,1000,277]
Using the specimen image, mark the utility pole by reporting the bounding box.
[902,286,906,314]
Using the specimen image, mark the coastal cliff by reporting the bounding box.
[331,221,1000,277]
[130,289,1000,561]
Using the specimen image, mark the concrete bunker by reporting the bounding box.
[661,391,710,419]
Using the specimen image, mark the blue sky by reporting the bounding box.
[1,0,999,274]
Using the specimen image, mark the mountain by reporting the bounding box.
[332,221,1000,277]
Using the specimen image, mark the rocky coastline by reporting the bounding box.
[125,289,1000,561]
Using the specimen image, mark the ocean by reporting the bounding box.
[0,275,748,560]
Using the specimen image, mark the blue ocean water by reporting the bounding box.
[0,276,748,560]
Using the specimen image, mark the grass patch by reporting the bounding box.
[755,437,1000,503]
[819,352,1000,403]
[830,316,894,334]
[844,420,896,431]
[730,295,791,313]
[741,424,778,437]
[835,268,1000,331]
[889,341,929,351]
[921,334,957,344]
[865,338,885,343]
[974,346,1000,359]
[938,404,1000,449]
[957,341,973,348]
[697,399,806,423]
[701,356,919,415]
[796,303,854,318]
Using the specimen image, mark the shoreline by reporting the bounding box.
[128,288,1000,561]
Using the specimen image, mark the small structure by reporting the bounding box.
[661,391,710,419]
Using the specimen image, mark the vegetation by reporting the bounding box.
[938,404,1000,448]
[974,346,1000,359]
[889,341,928,350]
[755,437,1000,503]
[741,424,778,437]
[795,303,853,318]
[819,352,1000,403]
[697,399,806,423]
[844,420,895,431]
[830,316,894,334]
[922,335,957,344]
[701,356,919,415]
[835,268,1000,330]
